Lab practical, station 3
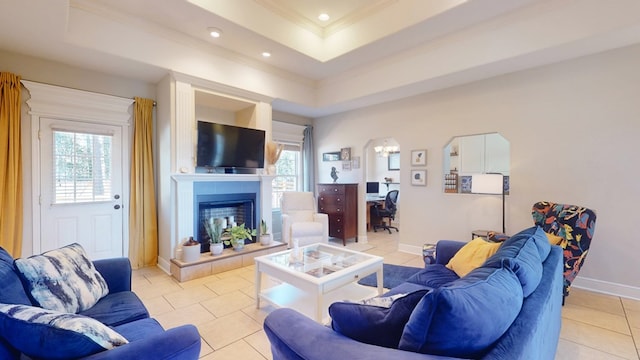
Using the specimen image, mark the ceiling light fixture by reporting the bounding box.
[318,13,330,21]
[262,52,271,58]
[208,27,222,38]
[374,140,398,157]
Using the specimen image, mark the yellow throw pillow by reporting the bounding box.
[446,238,502,277]
[545,232,564,245]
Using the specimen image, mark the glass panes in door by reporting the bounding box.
[53,130,112,204]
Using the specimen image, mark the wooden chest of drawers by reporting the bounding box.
[317,183,358,245]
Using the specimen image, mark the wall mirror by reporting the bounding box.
[443,133,510,194]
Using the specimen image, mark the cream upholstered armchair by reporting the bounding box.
[281,192,329,248]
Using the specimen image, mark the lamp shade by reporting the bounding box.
[471,174,503,194]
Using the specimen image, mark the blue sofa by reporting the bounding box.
[0,247,201,359]
[264,226,563,359]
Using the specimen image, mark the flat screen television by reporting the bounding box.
[196,121,265,171]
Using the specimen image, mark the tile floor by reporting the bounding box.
[132,231,640,360]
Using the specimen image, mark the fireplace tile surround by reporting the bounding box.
[166,174,274,279]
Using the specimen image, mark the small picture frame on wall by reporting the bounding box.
[411,170,426,186]
[341,147,351,161]
[342,161,352,171]
[323,151,341,161]
[352,156,360,169]
[411,149,427,166]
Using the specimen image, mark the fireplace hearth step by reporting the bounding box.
[170,241,287,282]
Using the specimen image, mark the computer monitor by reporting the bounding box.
[366,182,380,194]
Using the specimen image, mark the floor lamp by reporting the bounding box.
[471,173,505,234]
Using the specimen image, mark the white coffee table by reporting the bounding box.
[254,243,383,322]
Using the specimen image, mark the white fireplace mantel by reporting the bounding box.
[158,173,274,273]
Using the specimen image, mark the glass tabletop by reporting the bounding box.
[264,244,373,278]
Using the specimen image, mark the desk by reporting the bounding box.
[366,196,385,231]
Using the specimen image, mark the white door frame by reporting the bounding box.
[22,81,133,256]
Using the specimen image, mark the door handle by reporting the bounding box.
[114,204,121,210]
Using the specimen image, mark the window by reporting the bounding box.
[272,143,302,209]
[53,130,112,204]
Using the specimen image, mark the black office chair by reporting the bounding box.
[371,190,399,234]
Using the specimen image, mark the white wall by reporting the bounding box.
[313,43,640,298]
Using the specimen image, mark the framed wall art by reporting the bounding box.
[322,151,341,161]
[411,170,426,186]
[352,156,360,169]
[341,147,351,161]
[411,149,427,166]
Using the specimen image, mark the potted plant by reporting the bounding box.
[204,217,224,255]
[259,219,272,246]
[181,236,201,262]
[223,223,256,251]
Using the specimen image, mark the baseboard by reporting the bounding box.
[157,256,171,275]
[572,276,640,301]
[398,243,422,255]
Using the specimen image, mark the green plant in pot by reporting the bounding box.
[259,219,272,246]
[223,223,256,251]
[204,218,224,255]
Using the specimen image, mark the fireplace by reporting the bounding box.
[196,193,257,252]
[192,179,261,253]
[164,173,273,274]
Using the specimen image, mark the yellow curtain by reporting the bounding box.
[0,72,23,257]
[129,97,158,268]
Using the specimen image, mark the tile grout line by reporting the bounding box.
[621,299,640,359]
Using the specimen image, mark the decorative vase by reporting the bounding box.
[260,234,272,246]
[210,242,223,255]
[182,244,201,262]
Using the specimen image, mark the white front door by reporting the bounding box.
[39,117,124,259]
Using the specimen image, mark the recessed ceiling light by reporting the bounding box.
[208,27,222,38]
[318,13,330,21]
[262,52,271,58]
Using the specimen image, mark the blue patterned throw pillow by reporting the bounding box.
[0,304,128,359]
[14,243,109,313]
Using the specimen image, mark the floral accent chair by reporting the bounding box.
[531,201,597,300]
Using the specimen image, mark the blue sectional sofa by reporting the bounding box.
[0,246,201,359]
[264,226,564,359]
